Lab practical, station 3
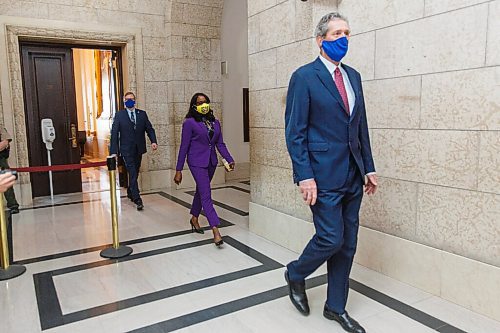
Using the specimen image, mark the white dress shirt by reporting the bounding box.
[319,54,355,116]
[126,107,136,122]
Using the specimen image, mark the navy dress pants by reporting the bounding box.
[287,157,364,314]
[123,154,142,201]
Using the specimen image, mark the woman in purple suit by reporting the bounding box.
[174,93,235,247]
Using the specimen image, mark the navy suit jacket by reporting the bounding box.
[110,109,157,157]
[285,57,375,190]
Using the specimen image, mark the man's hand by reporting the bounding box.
[365,174,378,195]
[174,171,182,185]
[0,173,16,193]
[0,140,9,151]
[299,179,317,206]
[151,143,158,151]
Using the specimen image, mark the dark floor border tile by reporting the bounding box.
[211,185,250,194]
[33,236,283,331]
[349,280,467,332]
[33,270,63,331]
[20,194,128,211]
[22,190,165,211]
[14,191,233,265]
[437,325,469,333]
[130,275,328,333]
[131,275,468,333]
[240,180,250,185]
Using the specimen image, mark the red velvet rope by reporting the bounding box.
[12,161,107,173]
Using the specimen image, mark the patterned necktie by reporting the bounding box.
[130,110,136,129]
[334,67,350,116]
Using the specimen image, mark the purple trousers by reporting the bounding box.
[189,162,220,228]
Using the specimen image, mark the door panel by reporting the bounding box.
[21,44,82,197]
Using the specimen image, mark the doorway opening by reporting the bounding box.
[20,41,123,198]
[73,48,122,193]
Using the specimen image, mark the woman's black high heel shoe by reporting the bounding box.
[190,219,204,234]
[214,237,224,247]
[212,228,224,247]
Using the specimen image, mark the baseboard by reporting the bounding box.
[249,202,314,254]
[139,169,174,191]
[248,202,500,321]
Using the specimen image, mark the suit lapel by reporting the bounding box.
[313,57,348,114]
[197,121,211,141]
[342,64,360,120]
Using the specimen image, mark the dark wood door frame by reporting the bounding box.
[19,41,124,197]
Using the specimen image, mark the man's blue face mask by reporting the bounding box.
[124,99,136,108]
[321,36,349,62]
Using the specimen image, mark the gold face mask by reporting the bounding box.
[196,103,210,114]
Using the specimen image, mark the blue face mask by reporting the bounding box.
[321,36,348,62]
[124,99,135,108]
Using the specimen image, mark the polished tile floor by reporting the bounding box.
[2,180,500,332]
[81,166,110,193]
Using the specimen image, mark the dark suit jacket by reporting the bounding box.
[285,57,375,190]
[176,118,233,171]
[110,109,157,157]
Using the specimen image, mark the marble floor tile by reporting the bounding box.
[174,287,389,333]
[53,243,261,314]
[209,186,250,212]
[362,308,437,333]
[412,296,500,333]
[350,264,434,305]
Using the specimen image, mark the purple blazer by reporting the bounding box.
[176,118,234,171]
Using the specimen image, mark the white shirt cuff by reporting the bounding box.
[299,178,314,185]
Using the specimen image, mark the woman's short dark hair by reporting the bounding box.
[185,92,215,121]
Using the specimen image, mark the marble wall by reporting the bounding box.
[248,0,499,320]
[0,0,224,197]
[340,0,500,268]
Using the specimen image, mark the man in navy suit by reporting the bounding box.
[284,13,377,333]
[110,92,157,210]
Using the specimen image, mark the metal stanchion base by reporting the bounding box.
[0,264,26,281]
[100,245,133,259]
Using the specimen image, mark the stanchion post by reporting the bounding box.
[100,156,133,259]
[0,193,26,280]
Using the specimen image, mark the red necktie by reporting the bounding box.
[334,67,350,116]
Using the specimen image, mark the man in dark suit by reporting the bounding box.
[110,92,157,210]
[284,13,377,333]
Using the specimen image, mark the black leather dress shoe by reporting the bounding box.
[323,306,366,333]
[284,270,310,315]
[134,199,144,211]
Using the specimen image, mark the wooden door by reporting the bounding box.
[21,44,82,197]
